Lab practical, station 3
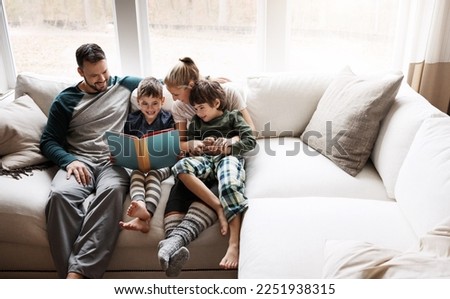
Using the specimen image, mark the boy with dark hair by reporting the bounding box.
[158,80,256,275]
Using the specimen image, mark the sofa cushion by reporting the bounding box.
[395,117,450,237]
[15,72,76,116]
[301,67,403,176]
[371,83,446,199]
[0,95,48,170]
[244,138,390,201]
[239,197,416,278]
[245,71,334,138]
[0,167,57,246]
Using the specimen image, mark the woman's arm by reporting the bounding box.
[176,121,204,155]
[238,107,255,133]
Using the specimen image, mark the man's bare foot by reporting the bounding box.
[66,272,84,279]
[219,244,239,269]
[127,200,150,221]
[119,217,150,233]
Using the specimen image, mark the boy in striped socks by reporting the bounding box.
[119,77,174,233]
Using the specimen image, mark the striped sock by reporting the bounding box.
[130,170,145,202]
[168,201,217,245]
[143,167,171,215]
[164,213,184,238]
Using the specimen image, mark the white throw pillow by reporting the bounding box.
[245,71,334,138]
[301,67,404,176]
[395,117,450,237]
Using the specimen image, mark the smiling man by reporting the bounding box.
[40,43,142,279]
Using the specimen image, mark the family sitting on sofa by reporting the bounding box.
[39,43,256,279]
[3,38,450,279]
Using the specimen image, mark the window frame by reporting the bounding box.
[0,0,294,90]
[113,0,151,76]
[0,0,16,96]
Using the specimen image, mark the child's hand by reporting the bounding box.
[202,136,216,146]
[204,137,231,155]
[187,140,206,156]
[177,151,186,160]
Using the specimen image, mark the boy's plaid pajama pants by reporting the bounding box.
[172,154,248,221]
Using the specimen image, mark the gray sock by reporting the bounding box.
[158,235,184,271]
[159,202,217,274]
[165,246,190,277]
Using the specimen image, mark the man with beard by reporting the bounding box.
[40,43,142,278]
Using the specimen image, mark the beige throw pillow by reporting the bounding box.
[14,72,75,116]
[301,67,403,176]
[0,95,49,170]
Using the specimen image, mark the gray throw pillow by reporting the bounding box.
[301,67,404,176]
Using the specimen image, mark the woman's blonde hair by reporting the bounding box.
[164,57,200,88]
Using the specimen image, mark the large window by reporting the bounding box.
[1,0,407,91]
[4,0,117,78]
[287,0,401,73]
[146,0,259,81]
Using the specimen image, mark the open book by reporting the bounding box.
[104,129,180,173]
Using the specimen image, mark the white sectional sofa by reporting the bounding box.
[1,69,450,279]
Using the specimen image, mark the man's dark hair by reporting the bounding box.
[75,43,106,68]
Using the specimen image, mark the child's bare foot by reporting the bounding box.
[219,243,239,269]
[119,217,150,233]
[120,201,151,233]
[217,209,229,236]
[127,200,150,220]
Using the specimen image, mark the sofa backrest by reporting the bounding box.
[395,117,450,237]
[244,71,336,138]
[371,83,446,199]
[15,72,177,118]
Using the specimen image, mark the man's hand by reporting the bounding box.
[66,160,91,186]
